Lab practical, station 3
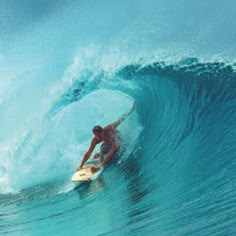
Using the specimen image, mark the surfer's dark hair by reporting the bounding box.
[93,125,103,133]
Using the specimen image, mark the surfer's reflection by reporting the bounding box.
[75,176,106,199]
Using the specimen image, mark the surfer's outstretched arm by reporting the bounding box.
[76,138,97,171]
[108,102,135,129]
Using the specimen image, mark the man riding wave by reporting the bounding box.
[76,103,135,173]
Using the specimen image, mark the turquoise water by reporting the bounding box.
[1,0,236,235]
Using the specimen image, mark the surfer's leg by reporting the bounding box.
[100,143,112,163]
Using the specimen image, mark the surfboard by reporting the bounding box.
[71,160,103,182]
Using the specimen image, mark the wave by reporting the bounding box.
[1,57,236,192]
[1,55,236,235]
[118,58,236,234]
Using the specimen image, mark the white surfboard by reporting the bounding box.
[71,160,103,182]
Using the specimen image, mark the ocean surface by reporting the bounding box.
[1,0,236,235]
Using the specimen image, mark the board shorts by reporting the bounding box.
[100,132,121,162]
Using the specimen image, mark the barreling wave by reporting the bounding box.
[1,56,236,235]
[1,0,236,234]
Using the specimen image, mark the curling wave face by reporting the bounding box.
[1,58,236,235]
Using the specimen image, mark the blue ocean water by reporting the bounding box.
[1,0,236,235]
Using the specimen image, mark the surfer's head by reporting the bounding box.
[93,125,103,135]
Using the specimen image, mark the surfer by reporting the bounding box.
[76,103,135,173]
